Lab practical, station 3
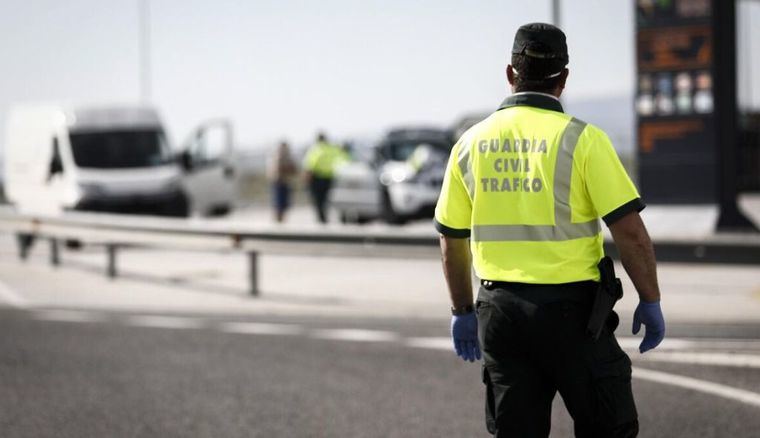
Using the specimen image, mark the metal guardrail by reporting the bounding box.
[0,207,441,296]
[0,207,758,297]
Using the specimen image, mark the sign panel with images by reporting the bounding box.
[636,0,716,203]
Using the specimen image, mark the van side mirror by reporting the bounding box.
[47,138,64,182]
[178,150,194,172]
[49,155,63,176]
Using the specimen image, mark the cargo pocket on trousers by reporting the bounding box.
[482,366,497,435]
[590,353,638,430]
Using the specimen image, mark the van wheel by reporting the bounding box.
[164,192,190,217]
[381,189,406,225]
[208,204,231,217]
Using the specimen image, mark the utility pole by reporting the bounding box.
[551,0,562,106]
[551,0,561,28]
[138,0,151,103]
[714,0,757,231]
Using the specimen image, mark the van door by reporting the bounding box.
[179,119,236,216]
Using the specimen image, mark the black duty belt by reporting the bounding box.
[479,279,598,304]
[481,279,596,290]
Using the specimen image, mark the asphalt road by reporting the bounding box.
[2,308,760,438]
[1,207,760,437]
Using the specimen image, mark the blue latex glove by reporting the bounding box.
[632,300,665,353]
[451,311,481,362]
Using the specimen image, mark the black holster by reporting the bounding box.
[586,256,624,340]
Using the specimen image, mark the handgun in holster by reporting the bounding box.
[586,256,624,341]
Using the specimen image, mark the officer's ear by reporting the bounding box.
[506,65,516,86]
[558,68,569,90]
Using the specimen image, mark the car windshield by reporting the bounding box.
[386,140,450,161]
[69,129,172,169]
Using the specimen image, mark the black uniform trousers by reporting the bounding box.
[477,281,638,438]
[308,176,332,224]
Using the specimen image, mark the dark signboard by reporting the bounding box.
[635,0,716,203]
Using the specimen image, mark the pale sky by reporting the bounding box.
[0,0,758,153]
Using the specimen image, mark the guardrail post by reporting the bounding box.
[49,238,60,267]
[107,244,118,279]
[248,251,259,297]
[16,233,34,261]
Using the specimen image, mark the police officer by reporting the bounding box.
[435,23,665,437]
[303,132,348,223]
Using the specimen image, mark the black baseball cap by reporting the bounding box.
[511,23,569,75]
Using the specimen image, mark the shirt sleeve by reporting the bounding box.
[581,127,645,226]
[434,142,472,238]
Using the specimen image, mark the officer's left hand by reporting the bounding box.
[632,300,665,353]
[451,312,481,362]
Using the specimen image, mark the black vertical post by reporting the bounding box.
[16,233,33,261]
[107,244,118,278]
[248,251,259,297]
[49,238,60,267]
[714,0,758,232]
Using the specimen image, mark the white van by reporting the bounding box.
[4,104,237,217]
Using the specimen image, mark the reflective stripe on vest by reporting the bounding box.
[461,117,600,242]
[457,142,475,199]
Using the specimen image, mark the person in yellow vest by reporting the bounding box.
[435,23,664,437]
[302,132,348,223]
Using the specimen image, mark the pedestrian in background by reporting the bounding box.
[302,132,348,224]
[267,140,297,223]
[435,23,665,437]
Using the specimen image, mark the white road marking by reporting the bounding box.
[0,279,28,308]
[32,309,105,323]
[681,339,760,350]
[124,315,205,330]
[404,336,760,369]
[637,351,760,368]
[220,322,303,336]
[617,337,696,351]
[633,367,760,408]
[402,336,760,355]
[406,336,760,354]
[405,337,451,350]
[402,336,760,408]
[310,329,399,343]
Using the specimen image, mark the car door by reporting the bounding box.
[179,119,236,216]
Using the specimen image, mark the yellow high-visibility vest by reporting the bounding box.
[303,142,348,179]
[435,92,644,284]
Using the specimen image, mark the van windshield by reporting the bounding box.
[69,129,172,169]
[385,140,450,162]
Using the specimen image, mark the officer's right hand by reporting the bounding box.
[451,312,481,362]
[632,300,665,353]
